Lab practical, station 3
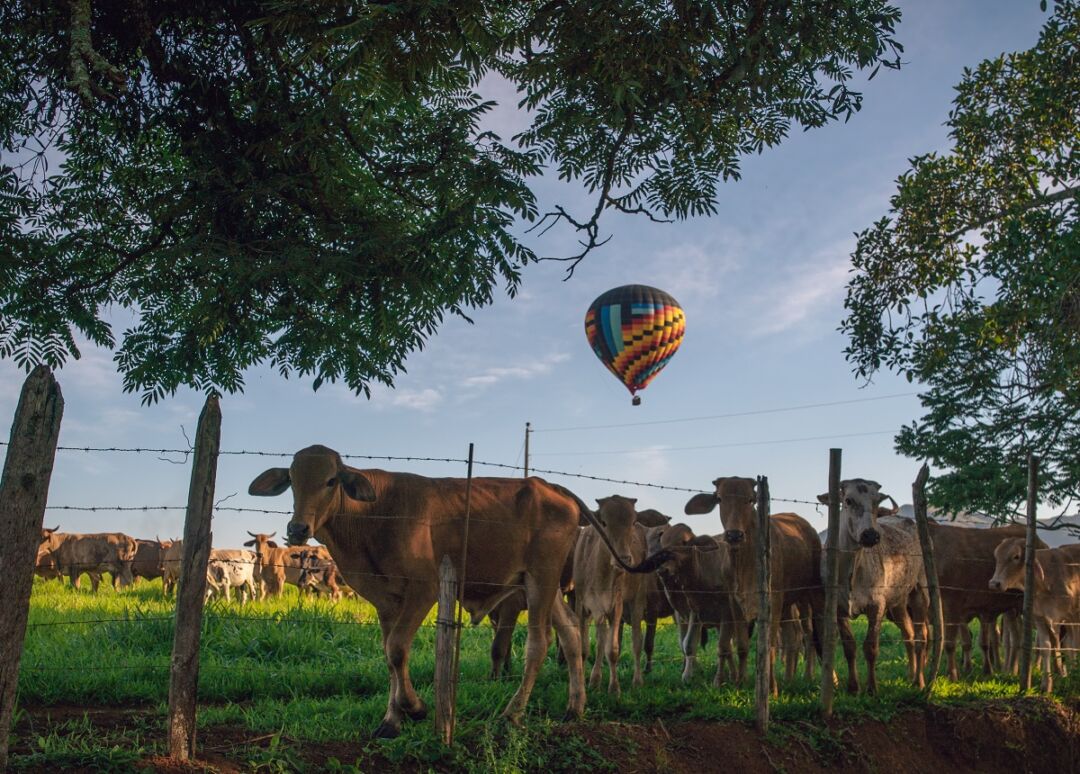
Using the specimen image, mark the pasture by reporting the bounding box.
[12,575,1079,772]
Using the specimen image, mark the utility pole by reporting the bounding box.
[523,422,531,478]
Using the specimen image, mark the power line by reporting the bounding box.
[533,392,918,433]
[531,429,896,457]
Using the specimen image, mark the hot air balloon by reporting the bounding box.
[584,284,685,405]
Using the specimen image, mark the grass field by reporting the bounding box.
[12,575,1077,772]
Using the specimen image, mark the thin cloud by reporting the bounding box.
[750,247,852,337]
[461,353,571,391]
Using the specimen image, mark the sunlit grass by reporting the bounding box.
[15,574,1078,770]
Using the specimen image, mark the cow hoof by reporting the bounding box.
[561,709,583,723]
[372,721,401,740]
[404,703,427,721]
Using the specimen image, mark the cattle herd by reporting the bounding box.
[35,527,349,602]
[30,444,1080,739]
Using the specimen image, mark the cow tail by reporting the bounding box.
[547,483,650,574]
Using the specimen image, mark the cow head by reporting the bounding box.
[594,495,641,569]
[685,477,756,548]
[817,479,890,549]
[989,536,1042,591]
[243,531,277,567]
[248,445,376,546]
[638,522,721,577]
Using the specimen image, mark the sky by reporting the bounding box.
[0,0,1055,549]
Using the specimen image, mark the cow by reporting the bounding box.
[573,496,649,697]
[989,538,1080,692]
[930,522,1046,679]
[294,549,344,601]
[683,476,823,695]
[35,526,63,581]
[818,479,929,694]
[205,549,258,603]
[639,522,748,686]
[160,539,184,595]
[131,538,171,583]
[247,444,613,738]
[37,530,137,592]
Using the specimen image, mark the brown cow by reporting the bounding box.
[35,526,63,581]
[248,444,605,738]
[160,539,183,595]
[294,549,344,601]
[989,538,1080,692]
[244,531,301,598]
[131,538,170,583]
[684,476,822,695]
[931,522,1046,679]
[573,496,648,696]
[38,530,137,592]
[640,522,749,686]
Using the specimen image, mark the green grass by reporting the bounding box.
[12,575,1076,771]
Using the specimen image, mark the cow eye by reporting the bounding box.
[845,498,856,507]
[326,477,336,488]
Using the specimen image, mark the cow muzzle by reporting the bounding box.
[724,530,744,546]
[286,521,311,546]
[858,529,880,548]
[988,578,1003,591]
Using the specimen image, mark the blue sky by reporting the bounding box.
[0,0,1052,548]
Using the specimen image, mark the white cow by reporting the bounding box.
[205,549,258,603]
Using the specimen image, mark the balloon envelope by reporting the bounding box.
[584,285,685,402]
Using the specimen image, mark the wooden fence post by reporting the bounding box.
[913,463,943,690]
[434,555,458,744]
[755,475,771,736]
[820,449,841,718]
[1019,453,1039,693]
[167,396,221,760]
[0,366,63,771]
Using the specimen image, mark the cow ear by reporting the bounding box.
[249,468,291,496]
[243,539,254,547]
[817,493,829,504]
[340,469,377,502]
[684,493,718,515]
[690,534,721,552]
[268,541,278,548]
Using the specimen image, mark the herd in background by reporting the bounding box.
[34,528,350,603]
[29,444,1080,738]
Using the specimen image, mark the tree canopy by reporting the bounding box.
[2,0,901,402]
[842,0,1079,518]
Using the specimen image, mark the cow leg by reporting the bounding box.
[603,606,621,697]
[489,605,514,680]
[768,613,781,697]
[837,616,859,694]
[643,617,657,675]
[959,623,974,675]
[943,620,961,681]
[89,572,100,593]
[681,612,700,684]
[979,615,999,675]
[551,594,585,720]
[736,620,751,685]
[801,606,816,682]
[863,604,884,696]
[589,615,605,690]
[374,596,430,739]
[503,575,557,725]
[629,608,644,688]
[714,618,733,687]
[1035,618,1054,693]
[888,604,918,687]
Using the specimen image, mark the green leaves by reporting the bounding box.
[1,0,905,401]
[841,0,1080,517]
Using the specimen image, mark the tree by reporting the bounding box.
[2,0,902,403]
[842,0,1080,518]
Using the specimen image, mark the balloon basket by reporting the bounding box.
[631,395,641,406]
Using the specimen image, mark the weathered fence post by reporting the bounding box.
[755,475,771,736]
[166,396,221,760]
[1019,453,1039,693]
[0,366,63,771]
[820,449,841,718]
[913,463,943,689]
[434,555,458,744]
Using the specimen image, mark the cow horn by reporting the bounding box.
[247,531,258,538]
[879,495,900,516]
[267,531,276,539]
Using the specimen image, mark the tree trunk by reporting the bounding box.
[0,367,64,771]
[166,396,221,760]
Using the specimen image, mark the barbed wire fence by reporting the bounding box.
[0,390,1071,760]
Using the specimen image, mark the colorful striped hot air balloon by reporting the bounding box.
[584,284,685,405]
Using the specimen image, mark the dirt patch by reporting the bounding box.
[11,699,1080,772]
